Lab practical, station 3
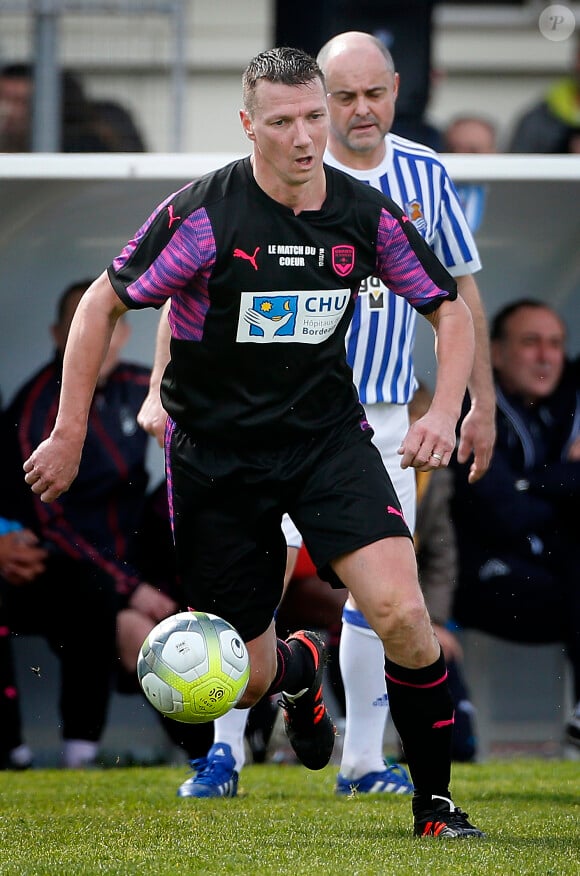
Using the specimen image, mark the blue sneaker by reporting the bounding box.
[176,743,238,798]
[335,763,414,796]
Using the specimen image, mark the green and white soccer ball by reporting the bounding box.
[137,610,250,723]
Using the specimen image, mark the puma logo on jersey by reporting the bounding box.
[167,205,181,228]
[234,246,260,271]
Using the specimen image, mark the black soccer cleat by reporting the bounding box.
[279,630,336,770]
[413,794,486,838]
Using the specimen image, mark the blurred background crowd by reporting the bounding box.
[1,0,579,155]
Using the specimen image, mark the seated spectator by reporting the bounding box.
[508,38,580,153]
[443,114,498,235]
[0,279,153,767]
[561,126,580,154]
[0,62,145,152]
[450,299,580,750]
[444,114,497,155]
[91,99,146,152]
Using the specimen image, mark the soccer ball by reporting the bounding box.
[137,610,250,723]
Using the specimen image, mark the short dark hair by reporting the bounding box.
[490,298,560,341]
[55,279,95,324]
[242,47,324,115]
[0,62,33,80]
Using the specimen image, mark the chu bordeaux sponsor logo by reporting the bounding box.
[236,289,349,344]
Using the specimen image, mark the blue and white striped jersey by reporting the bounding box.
[325,133,482,405]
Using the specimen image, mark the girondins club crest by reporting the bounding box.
[332,245,355,277]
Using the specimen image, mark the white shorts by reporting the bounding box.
[281,513,302,549]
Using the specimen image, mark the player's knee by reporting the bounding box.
[237,666,275,708]
[399,595,431,631]
[372,592,429,641]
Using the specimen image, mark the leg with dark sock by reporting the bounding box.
[267,635,314,697]
[385,650,483,836]
[266,631,335,770]
[385,650,453,804]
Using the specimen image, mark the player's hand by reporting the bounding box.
[137,389,167,448]
[398,410,456,471]
[456,402,496,484]
[23,433,82,503]
[128,582,178,622]
[0,530,48,585]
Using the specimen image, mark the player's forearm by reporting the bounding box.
[429,297,475,422]
[149,300,171,392]
[53,273,127,441]
[456,274,495,416]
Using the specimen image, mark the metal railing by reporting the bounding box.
[1,0,187,151]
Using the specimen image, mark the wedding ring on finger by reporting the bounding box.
[430,452,442,462]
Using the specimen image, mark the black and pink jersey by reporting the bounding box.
[108,157,456,447]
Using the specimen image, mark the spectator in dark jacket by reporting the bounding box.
[508,39,580,153]
[450,298,580,749]
[0,280,156,767]
[0,63,146,152]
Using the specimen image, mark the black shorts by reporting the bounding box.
[167,419,411,641]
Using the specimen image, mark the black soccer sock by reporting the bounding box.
[385,650,454,803]
[267,636,314,696]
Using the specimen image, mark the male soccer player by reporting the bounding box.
[24,47,483,837]
[139,31,496,804]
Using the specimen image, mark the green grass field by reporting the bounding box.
[0,760,578,875]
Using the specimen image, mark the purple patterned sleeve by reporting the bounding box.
[375,208,455,311]
[112,183,191,281]
[111,198,170,279]
[111,205,216,341]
